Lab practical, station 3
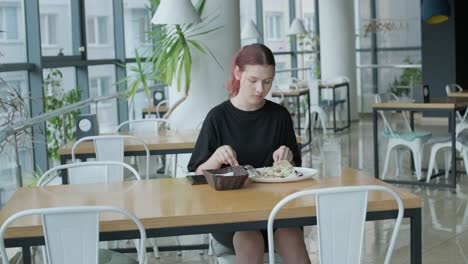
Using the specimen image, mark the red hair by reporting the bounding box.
[226,43,276,97]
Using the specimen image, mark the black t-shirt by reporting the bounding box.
[187,99,301,172]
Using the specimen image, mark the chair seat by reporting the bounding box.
[99,249,138,264]
[383,131,432,141]
[319,99,346,106]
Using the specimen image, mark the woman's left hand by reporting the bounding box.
[272,145,293,162]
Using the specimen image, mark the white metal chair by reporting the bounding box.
[376,94,432,180]
[304,79,327,134]
[267,185,404,264]
[155,99,169,119]
[116,119,182,255]
[0,206,146,264]
[445,84,467,122]
[36,161,148,261]
[426,122,468,182]
[115,118,177,177]
[72,135,150,180]
[37,161,141,187]
[115,118,175,134]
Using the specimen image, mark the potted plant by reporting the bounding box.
[122,0,222,119]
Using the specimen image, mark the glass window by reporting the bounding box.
[263,0,290,52]
[239,0,257,46]
[0,6,18,40]
[85,0,115,59]
[273,54,293,85]
[88,65,117,133]
[265,13,283,41]
[39,0,73,56]
[0,0,26,62]
[40,14,58,46]
[123,1,151,58]
[0,71,33,202]
[87,16,109,45]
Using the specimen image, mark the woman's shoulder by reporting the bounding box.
[205,100,230,119]
[265,100,290,115]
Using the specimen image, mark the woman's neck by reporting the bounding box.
[230,97,265,111]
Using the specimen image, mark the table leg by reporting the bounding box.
[60,155,69,184]
[296,96,301,137]
[333,88,337,132]
[373,109,379,179]
[410,208,422,264]
[450,110,457,192]
[347,83,351,129]
[307,91,312,144]
[22,246,31,264]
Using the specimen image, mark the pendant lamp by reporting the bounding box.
[151,0,201,25]
[421,0,450,24]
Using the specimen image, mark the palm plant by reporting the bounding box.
[124,0,222,118]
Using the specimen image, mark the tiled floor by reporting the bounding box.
[18,118,468,263]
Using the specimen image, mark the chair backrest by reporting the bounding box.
[114,118,175,135]
[375,94,412,136]
[267,185,404,264]
[0,206,146,264]
[37,161,141,186]
[71,135,150,179]
[445,83,463,95]
[155,99,169,119]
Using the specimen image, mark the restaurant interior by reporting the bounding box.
[0,0,467,263]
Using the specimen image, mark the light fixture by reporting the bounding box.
[421,0,450,24]
[151,0,202,25]
[241,20,260,39]
[288,18,307,35]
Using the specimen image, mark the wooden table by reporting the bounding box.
[59,129,199,161]
[141,105,169,118]
[448,91,468,98]
[373,98,468,190]
[318,81,351,132]
[0,168,422,264]
[271,88,311,147]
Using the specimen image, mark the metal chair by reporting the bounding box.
[376,94,432,180]
[36,161,150,261]
[267,185,404,264]
[155,99,169,119]
[0,206,146,264]
[445,84,467,122]
[72,135,150,179]
[115,118,177,177]
[37,161,141,186]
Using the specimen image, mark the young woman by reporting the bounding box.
[188,43,310,264]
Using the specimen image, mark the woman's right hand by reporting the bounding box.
[211,145,239,167]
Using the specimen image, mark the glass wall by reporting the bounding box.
[356,0,422,112]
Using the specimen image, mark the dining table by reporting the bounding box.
[0,168,422,264]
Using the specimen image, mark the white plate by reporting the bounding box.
[249,167,318,183]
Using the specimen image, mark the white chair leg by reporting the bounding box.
[207,234,214,256]
[444,149,452,179]
[409,145,422,180]
[382,144,394,180]
[462,149,468,177]
[426,147,438,183]
[151,238,160,258]
[175,236,182,256]
[319,111,327,134]
[395,148,405,177]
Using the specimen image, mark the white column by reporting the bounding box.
[318,0,358,119]
[169,0,241,129]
